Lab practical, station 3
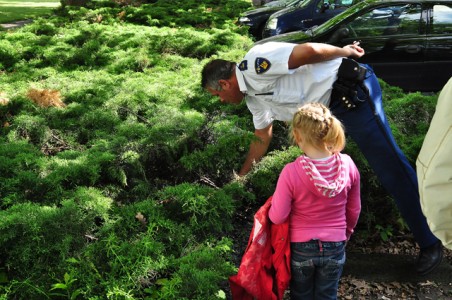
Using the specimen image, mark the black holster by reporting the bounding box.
[331,58,369,110]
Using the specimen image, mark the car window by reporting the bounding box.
[348,4,422,36]
[317,0,327,10]
[297,0,311,8]
[432,4,452,34]
[317,0,352,10]
[285,0,303,8]
[335,0,353,7]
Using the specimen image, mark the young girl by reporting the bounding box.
[269,103,361,300]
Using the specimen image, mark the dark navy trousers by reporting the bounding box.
[329,65,439,249]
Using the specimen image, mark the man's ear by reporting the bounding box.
[218,79,229,90]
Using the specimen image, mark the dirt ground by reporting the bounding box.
[338,237,452,300]
[0,19,32,30]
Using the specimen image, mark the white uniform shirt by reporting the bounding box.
[236,42,342,130]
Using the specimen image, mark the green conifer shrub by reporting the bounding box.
[156,238,235,300]
[156,183,236,237]
[0,140,46,207]
[246,146,302,200]
[0,40,19,70]
[8,115,49,145]
[25,19,59,36]
[0,0,442,298]
[384,92,437,165]
[74,230,170,298]
[0,188,112,297]
[180,116,255,184]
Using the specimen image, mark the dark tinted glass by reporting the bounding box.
[317,0,353,10]
[348,4,421,37]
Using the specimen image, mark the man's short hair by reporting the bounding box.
[201,59,236,91]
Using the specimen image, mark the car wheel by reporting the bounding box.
[257,23,266,40]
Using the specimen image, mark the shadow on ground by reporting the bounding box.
[345,252,452,282]
[342,251,452,299]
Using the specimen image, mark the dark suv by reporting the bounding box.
[257,0,452,92]
[238,0,305,40]
[262,0,356,38]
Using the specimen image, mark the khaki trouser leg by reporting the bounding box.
[417,77,452,250]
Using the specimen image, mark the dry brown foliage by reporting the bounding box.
[1,93,11,127]
[0,92,9,106]
[26,88,66,108]
[94,14,103,23]
[135,212,148,228]
[113,0,143,6]
[117,10,126,20]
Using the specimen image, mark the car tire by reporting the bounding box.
[257,23,266,40]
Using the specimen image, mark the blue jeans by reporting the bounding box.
[329,65,439,249]
[290,240,345,300]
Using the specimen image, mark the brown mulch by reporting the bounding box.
[339,236,452,299]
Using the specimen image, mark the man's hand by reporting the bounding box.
[238,124,273,176]
[344,41,365,59]
[231,170,247,182]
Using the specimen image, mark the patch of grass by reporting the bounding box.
[0,0,60,24]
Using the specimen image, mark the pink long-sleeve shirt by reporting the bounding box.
[269,153,361,242]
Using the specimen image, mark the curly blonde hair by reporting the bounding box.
[291,102,345,153]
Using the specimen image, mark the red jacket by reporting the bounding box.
[229,196,291,300]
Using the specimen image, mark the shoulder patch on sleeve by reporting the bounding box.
[238,60,248,71]
[255,57,271,74]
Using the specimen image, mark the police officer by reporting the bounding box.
[201,41,443,275]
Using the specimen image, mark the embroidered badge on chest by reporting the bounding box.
[238,60,248,71]
[255,57,271,74]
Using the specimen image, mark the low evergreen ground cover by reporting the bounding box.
[0,0,439,298]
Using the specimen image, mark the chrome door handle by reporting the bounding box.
[406,45,421,54]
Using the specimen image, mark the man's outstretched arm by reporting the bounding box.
[239,124,273,176]
[288,42,364,69]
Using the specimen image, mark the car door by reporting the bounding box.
[336,3,426,91]
[424,3,452,91]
